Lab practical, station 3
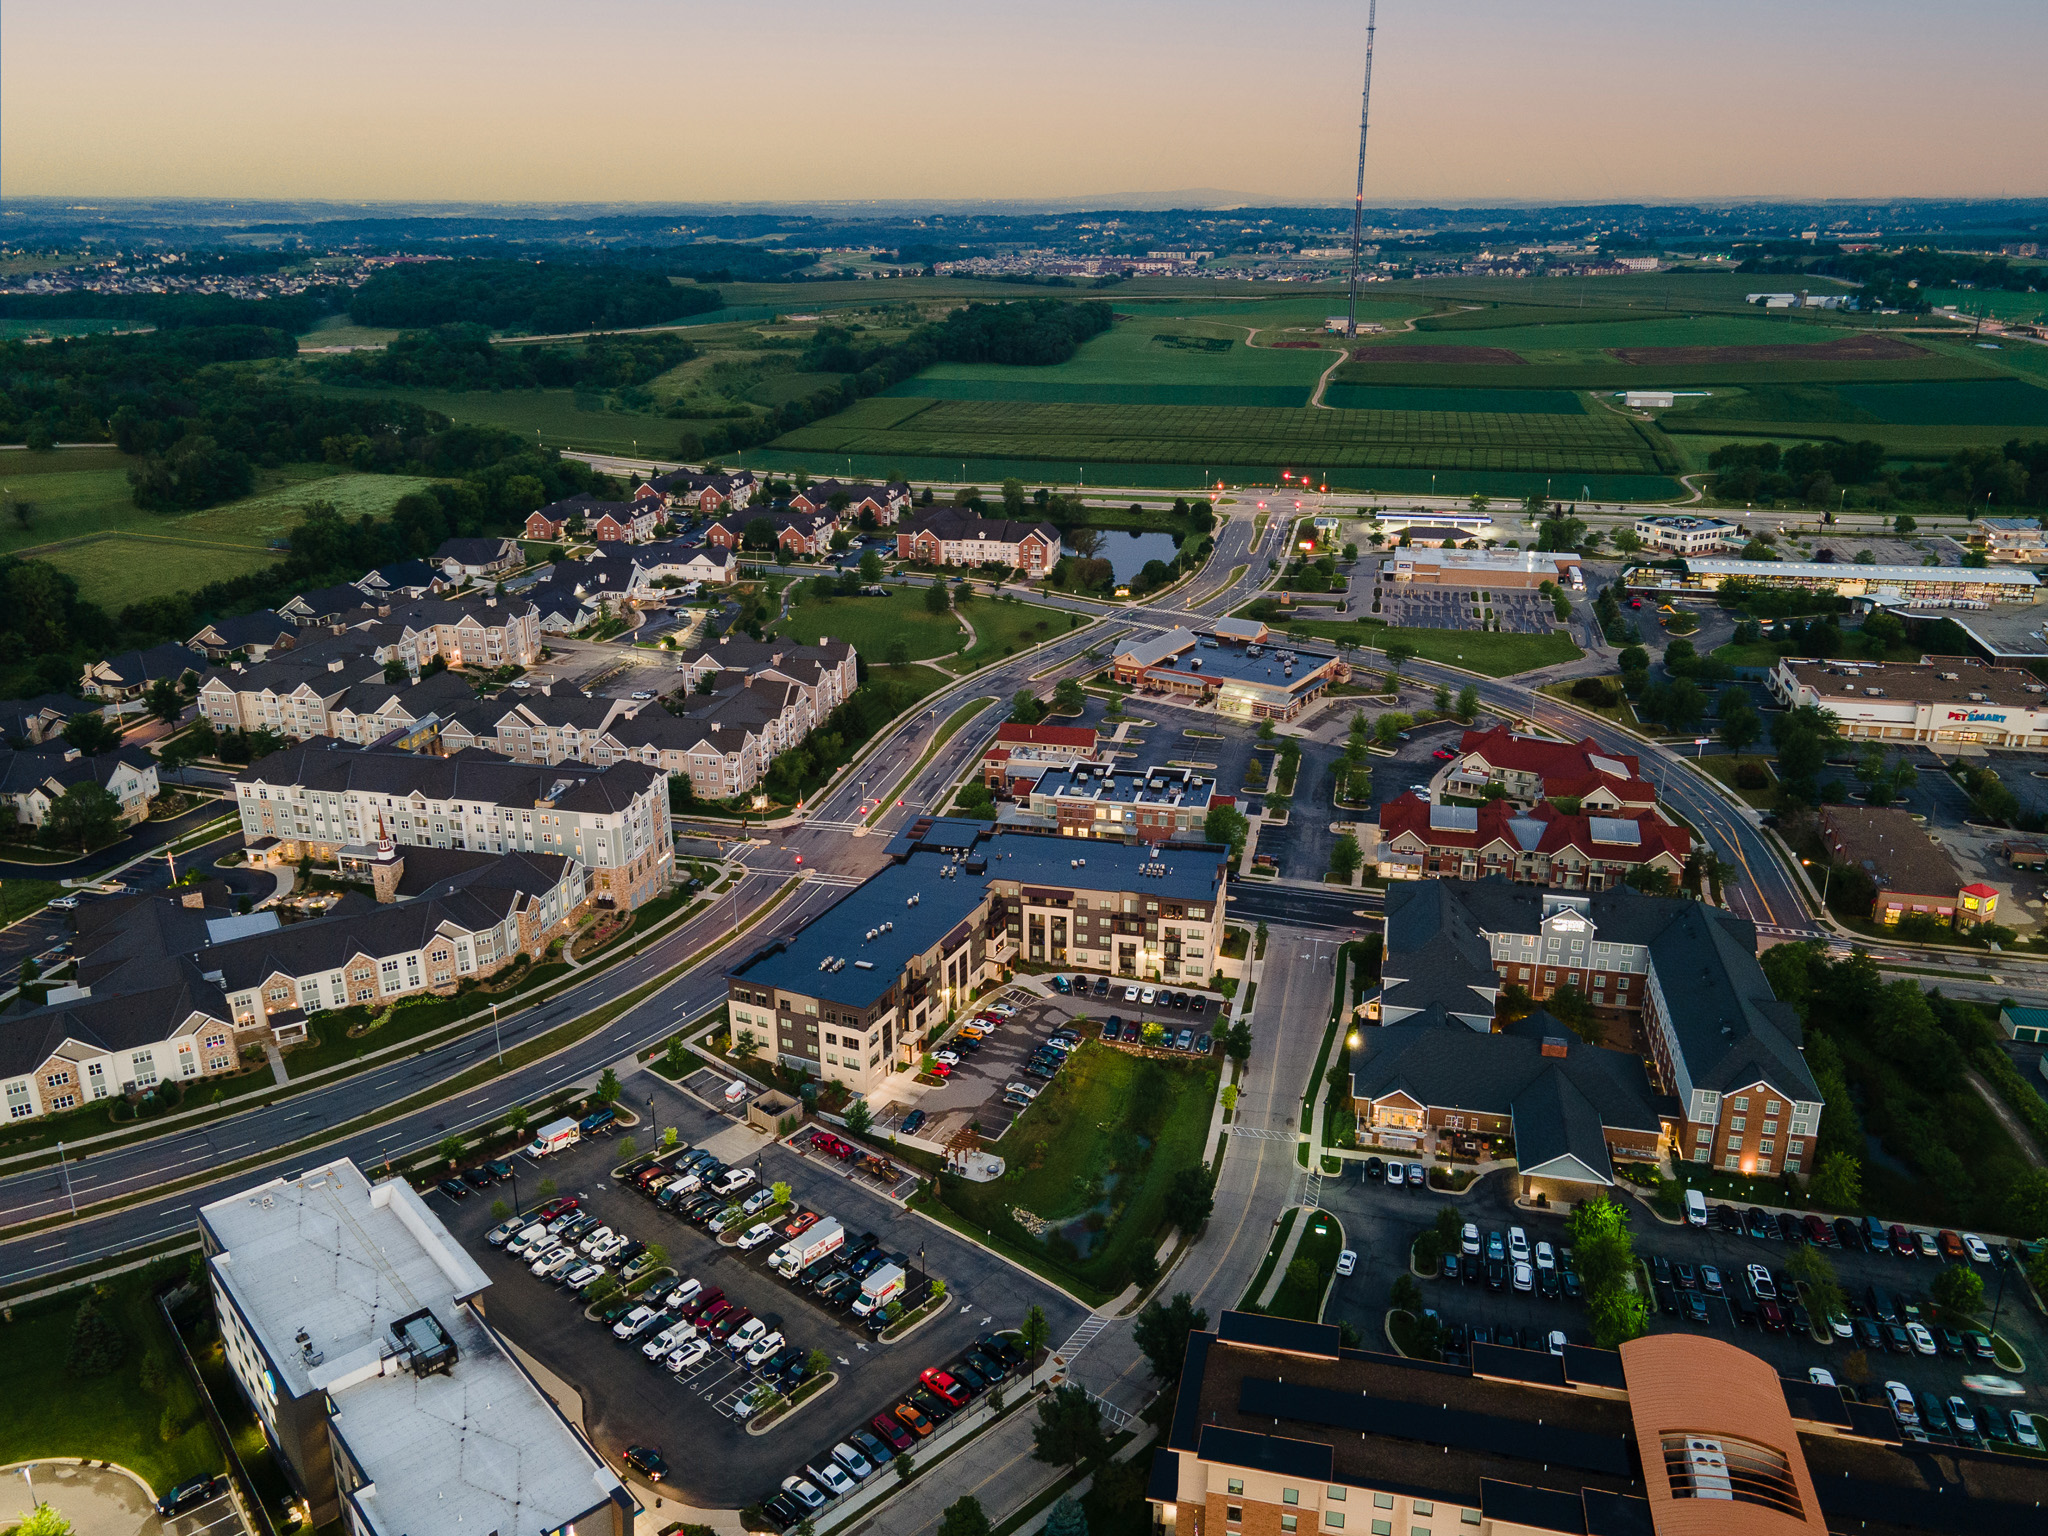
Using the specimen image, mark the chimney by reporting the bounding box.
[1541,1036,1569,1059]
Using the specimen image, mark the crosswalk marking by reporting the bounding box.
[1229,1126,1300,1142]
[1056,1314,1110,1360]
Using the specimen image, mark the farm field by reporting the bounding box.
[773,396,1665,474]
[1356,312,1859,357]
[1322,384,1586,414]
[308,382,668,456]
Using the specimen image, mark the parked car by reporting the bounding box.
[871,1413,916,1452]
[155,1476,225,1517]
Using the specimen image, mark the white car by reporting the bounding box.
[1461,1223,1480,1257]
[593,1232,632,1263]
[1546,1330,1566,1356]
[46,895,79,911]
[667,1276,702,1309]
[612,1306,660,1339]
[1335,1249,1357,1277]
[934,1050,961,1067]
[1507,1227,1530,1263]
[1906,1322,1937,1356]
[668,1337,712,1373]
[644,1322,696,1359]
[808,1462,856,1499]
[1534,1242,1556,1272]
[529,1245,575,1278]
[713,1167,757,1196]
[1383,1160,1404,1185]
[1123,986,1140,1002]
[744,1329,786,1367]
[1005,1082,1041,1100]
[831,1440,875,1481]
[742,1187,776,1216]
[737,1222,778,1251]
[486,1215,527,1245]
[782,1477,826,1511]
[1745,1263,1776,1301]
[577,1224,616,1255]
[560,1262,605,1291]
[1962,1233,1993,1264]
[2012,1411,2043,1450]
[1963,1374,2026,1398]
[1140,987,1157,1005]
[630,690,654,701]
[729,1317,769,1354]
[1808,1367,1837,1388]
[989,1003,1019,1017]
[1884,1381,1919,1427]
[1512,1262,1533,1293]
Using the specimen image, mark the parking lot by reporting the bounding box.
[437,1076,1088,1507]
[1367,580,1564,635]
[873,985,1227,1145]
[1319,1166,2047,1444]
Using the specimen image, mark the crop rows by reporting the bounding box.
[1330,355,2001,391]
[774,397,1660,473]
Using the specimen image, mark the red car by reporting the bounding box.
[808,1131,849,1157]
[928,1063,953,1079]
[680,1287,723,1320]
[1431,748,1457,761]
[783,1210,820,1238]
[538,1197,580,1221]
[712,1306,753,1339]
[1628,598,1642,609]
[698,1298,735,1330]
[920,1368,971,1407]
[870,1413,915,1453]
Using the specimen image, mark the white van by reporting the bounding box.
[1684,1188,1709,1228]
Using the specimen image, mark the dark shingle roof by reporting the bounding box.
[233,742,660,810]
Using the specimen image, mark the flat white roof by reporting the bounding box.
[1687,558,2039,586]
[203,1159,622,1536]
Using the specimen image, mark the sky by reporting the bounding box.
[4,0,2045,205]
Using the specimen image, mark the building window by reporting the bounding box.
[1327,1489,1347,1503]
[1281,1521,1297,1535]
[1226,1480,1244,1497]
[1283,1489,1300,1506]
[5,1082,32,1120]
[1227,1509,1242,1527]
[1325,1516,1344,1530]
[1370,1524,1391,1536]
[1374,1496,1395,1510]
[1412,1505,1433,1518]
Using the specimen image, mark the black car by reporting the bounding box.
[1468,1323,1494,1348]
[1364,1157,1385,1181]
[760,1493,805,1531]
[1683,1292,1711,1326]
[1536,1267,1560,1301]
[1882,1322,1914,1355]
[1655,1282,1679,1317]
[437,1178,468,1200]
[1731,1293,1759,1328]
[1194,1034,1212,1054]
[910,1385,956,1424]
[761,1344,804,1380]
[1172,992,1190,1010]
[902,1109,927,1134]
[1776,1211,1805,1244]
[1853,1317,1885,1352]
[1834,1216,1865,1251]
[1485,1259,1507,1291]
[1675,1263,1697,1291]
[951,1357,992,1392]
[156,1476,225,1517]
[1441,1254,1461,1283]
[1495,1325,1520,1351]
[624,1445,669,1482]
[1093,976,1110,996]
[1652,1255,1674,1287]
[463,1165,497,1189]
[1745,1207,1774,1239]
[965,1346,1009,1382]
[1441,1320,1470,1355]
[1024,1061,1057,1080]
[1191,995,1207,1015]
[1561,1270,1582,1302]
[977,1332,1026,1369]
[1715,1204,1742,1234]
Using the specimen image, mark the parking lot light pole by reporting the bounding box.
[648,1092,658,1149]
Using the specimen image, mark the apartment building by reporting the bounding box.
[232,743,672,910]
[1768,655,2048,750]
[0,693,90,747]
[702,507,838,556]
[1376,794,1689,889]
[186,611,299,662]
[0,744,160,828]
[524,493,661,544]
[675,635,858,717]
[789,478,912,523]
[1111,628,1348,722]
[0,851,588,1123]
[354,558,451,600]
[1001,761,1224,844]
[198,643,475,746]
[1665,557,2041,605]
[645,466,757,514]
[1972,516,2046,563]
[566,540,738,600]
[434,535,522,579]
[383,593,543,671]
[1634,514,1738,554]
[726,822,1227,1094]
[1376,879,1822,1181]
[1432,726,1656,810]
[894,508,1060,573]
[199,1159,632,1533]
[79,641,204,703]
[1147,1319,1983,1536]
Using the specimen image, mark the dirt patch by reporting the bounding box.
[1607,333,1926,366]
[1270,341,1330,349]
[1350,345,1526,365]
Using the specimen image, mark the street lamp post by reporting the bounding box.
[1800,857,1833,909]
[492,1000,504,1067]
[649,1092,659,1149]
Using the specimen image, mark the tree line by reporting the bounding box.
[1710,437,2048,511]
[321,323,695,392]
[348,258,722,334]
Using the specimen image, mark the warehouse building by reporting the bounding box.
[200,1159,631,1533]
[1767,655,2048,749]
[1659,558,2040,605]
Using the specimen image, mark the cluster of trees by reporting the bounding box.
[1769,701,1842,803]
[1591,582,1641,647]
[1898,439,2048,510]
[1760,942,2048,1235]
[1569,1195,1649,1348]
[323,323,695,392]
[1735,246,2045,309]
[1708,439,1887,506]
[348,258,721,333]
[0,287,339,335]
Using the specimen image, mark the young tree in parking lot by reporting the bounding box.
[806,1347,834,1378]
[436,1136,465,1169]
[1809,1151,1862,1211]
[1389,1273,1423,1313]
[596,1067,621,1104]
[507,1105,530,1136]
[843,1097,872,1136]
[1787,1246,1844,1325]
[1932,1263,1985,1320]
[1021,1303,1052,1363]
[1141,1022,1167,1047]
[771,1180,793,1208]
[1053,677,1087,716]
[491,1199,511,1221]
[1435,1206,1463,1251]
[663,1034,690,1077]
[1455,684,1480,723]
[1432,682,1452,715]
[1330,833,1362,881]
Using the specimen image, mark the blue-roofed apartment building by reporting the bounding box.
[725,821,1228,1095]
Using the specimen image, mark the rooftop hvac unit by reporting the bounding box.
[1939,671,1961,681]
[854,959,875,969]
[1970,692,1988,702]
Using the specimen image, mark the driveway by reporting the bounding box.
[437,1079,1087,1508]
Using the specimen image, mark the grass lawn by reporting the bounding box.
[929,1040,1216,1299]
[309,383,670,457]
[774,591,966,662]
[1537,678,1646,729]
[946,598,1083,674]
[1689,752,1779,809]
[1277,617,1582,677]
[41,536,285,610]
[1265,1212,1346,1321]
[0,1259,223,1497]
[0,877,60,924]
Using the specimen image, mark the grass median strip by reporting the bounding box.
[1,878,805,1241]
[864,696,997,825]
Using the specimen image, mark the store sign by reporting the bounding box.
[1946,708,2010,724]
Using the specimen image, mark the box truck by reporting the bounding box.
[771,1218,844,1279]
[851,1263,906,1319]
[528,1117,580,1157]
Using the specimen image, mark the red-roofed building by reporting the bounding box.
[1433,725,1655,811]
[994,723,1097,756]
[981,723,1100,792]
[1376,795,1688,890]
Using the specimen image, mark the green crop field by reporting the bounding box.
[1330,352,2000,391]
[773,396,1663,475]
[308,383,670,456]
[1926,289,2048,324]
[1412,305,1661,332]
[1359,313,1847,355]
[1838,378,2048,425]
[1322,385,1586,414]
